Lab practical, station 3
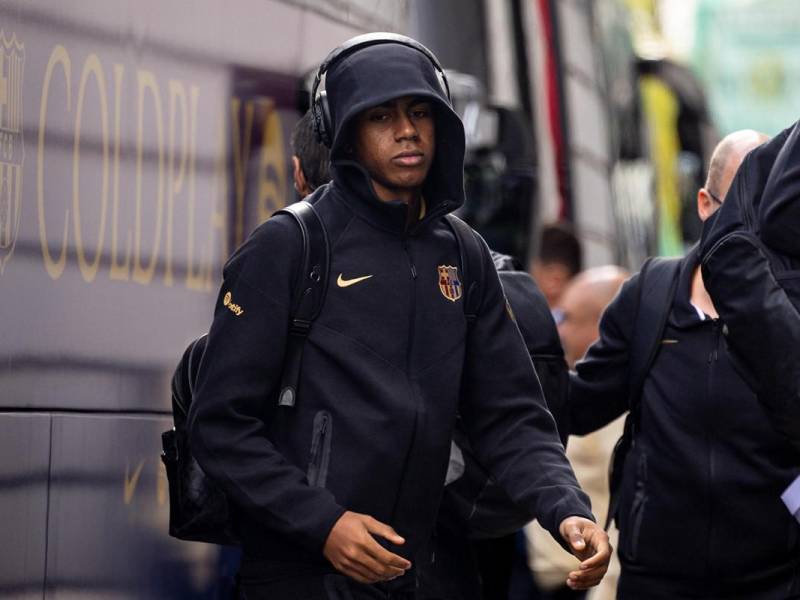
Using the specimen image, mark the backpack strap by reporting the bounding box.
[276,200,329,407]
[627,256,683,412]
[606,255,681,527]
[445,214,486,323]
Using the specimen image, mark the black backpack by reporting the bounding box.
[606,256,681,527]
[160,201,488,545]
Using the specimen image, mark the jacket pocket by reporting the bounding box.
[307,411,332,488]
[624,451,648,562]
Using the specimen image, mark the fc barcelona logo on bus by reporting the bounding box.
[0,31,24,275]
[438,265,462,302]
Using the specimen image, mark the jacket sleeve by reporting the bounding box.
[568,275,638,436]
[187,215,345,554]
[701,231,800,453]
[759,120,800,258]
[459,246,594,544]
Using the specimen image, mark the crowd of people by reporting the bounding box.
[183,33,800,600]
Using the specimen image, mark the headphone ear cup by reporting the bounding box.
[314,91,333,148]
[436,69,451,104]
[312,94,327,147]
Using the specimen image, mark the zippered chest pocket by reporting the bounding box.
[307,410,332,488]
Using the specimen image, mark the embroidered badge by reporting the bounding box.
[223,291,244,316]
[437,265,462,302]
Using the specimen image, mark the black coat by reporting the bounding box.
[570,248,800,597]
[700,122,800,453]
[187,42,591,591]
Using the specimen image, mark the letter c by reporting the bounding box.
[38,45,71,280]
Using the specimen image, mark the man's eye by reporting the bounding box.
[369,112,389,122]
[411,108,430,118]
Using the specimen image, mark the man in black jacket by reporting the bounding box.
[188,34,609,599]
[699,121,800,453]
[569,129,800,599]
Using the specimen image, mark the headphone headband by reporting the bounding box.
[311,33,451,147]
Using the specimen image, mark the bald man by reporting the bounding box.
[556,267,630,369]
[527,266,628,600]
[568,131,800,599]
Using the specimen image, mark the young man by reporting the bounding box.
[188,34,609,599]
[569,130,800,598]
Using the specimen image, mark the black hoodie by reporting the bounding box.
[187,41,592,588]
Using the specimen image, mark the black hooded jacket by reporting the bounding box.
[699,122,800,452]
[187,42,591,585]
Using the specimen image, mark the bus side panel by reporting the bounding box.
[0,413,51,600]
[44,413,217,599]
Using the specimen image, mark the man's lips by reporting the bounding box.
[392,151,425,166]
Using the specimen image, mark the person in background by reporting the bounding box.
[569,130,800,599]
[291,109,331,198]
[531,223,583,309]
[526,266,629,600]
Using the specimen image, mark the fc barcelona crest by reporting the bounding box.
[437,265,462,302]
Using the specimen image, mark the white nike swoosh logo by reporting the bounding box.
[337,273,373,288]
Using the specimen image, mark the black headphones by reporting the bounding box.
[311,32,451,148]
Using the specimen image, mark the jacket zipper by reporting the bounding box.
[386,238,420,526]
[403,239,418,370]
[705,319,721,574]
[307,411,331,487]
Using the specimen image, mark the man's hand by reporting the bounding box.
[323,511,412,584]
[558,516,611,590]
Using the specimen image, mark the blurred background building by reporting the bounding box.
[0,1,797,598]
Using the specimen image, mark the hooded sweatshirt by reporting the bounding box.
[187,41,592,587]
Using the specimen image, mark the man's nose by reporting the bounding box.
[395,112,418,140]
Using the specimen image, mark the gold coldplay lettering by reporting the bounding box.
[36,44,289,290]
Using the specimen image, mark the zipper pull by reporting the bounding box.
[709,320,720,363]
[403,240,417,279]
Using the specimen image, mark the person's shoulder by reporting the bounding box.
[223,211,304,294]
[231,211,301,261]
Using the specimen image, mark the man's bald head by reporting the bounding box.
[700,129,769,221]
[556,266,629,368]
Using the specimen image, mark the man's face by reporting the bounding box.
[555,289,597,369]
[352,95,435,202]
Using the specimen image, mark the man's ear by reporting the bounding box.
[697,188,715,222]
[292,155,311,199]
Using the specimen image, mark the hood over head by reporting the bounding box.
[322,40,466,223]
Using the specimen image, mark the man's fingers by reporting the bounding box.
[351,543,406,580]
[569,565,605,581]
[565,523,586,552]
[361,534,411,571]
[340,559,380,585]
[364,516,406,547]
[579,545,609,570]
[362,517,411,570]
[567,565,605,589]
[579,528,611,567]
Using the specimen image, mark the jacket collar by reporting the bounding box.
[330,160,457,236]
[670,244,708,328]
